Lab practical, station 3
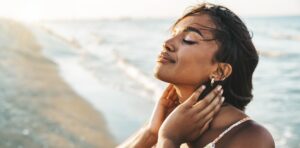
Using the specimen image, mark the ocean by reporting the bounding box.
[32,16,300,147]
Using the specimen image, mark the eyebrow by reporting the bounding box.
[191,22,220,30]
[183,26,204,37]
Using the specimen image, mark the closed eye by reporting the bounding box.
[182,38,197,45]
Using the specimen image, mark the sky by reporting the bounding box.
[0,0,299,21]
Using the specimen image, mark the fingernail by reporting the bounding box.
[217,85,222,91]
[221,97,225,102]
[220,89,224,95]
[200,85,206,90]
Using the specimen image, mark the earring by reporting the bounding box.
[210,77,215,87]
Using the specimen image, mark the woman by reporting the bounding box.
[119,3,274,148]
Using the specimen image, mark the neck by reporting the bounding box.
[173,84,199,103]
[209,104,247,129]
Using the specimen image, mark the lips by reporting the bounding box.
[157,52,176,63]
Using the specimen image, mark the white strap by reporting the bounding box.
[211,117,251,144]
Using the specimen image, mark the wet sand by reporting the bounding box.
[0,19,116,147]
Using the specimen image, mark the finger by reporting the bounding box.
[193,85,223,110]
[184,85,206,106]
[192,88,222,114]
[195,96,220,119]
[169,100,178,106]
[167,97,179,108]
[196,96,224,124]
[167,87,177,100]
[166,88,178,106]
[161,84,174,99]
[199,101,222,125]
[198,118,212,135]
[194,91,223,117]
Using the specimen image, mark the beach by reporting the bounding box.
[0,19,116,147]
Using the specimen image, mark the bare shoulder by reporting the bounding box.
[225,120,275,148]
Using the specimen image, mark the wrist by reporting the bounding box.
[157,136,180,148]
[158,129,179,144]
[143,126,158,144]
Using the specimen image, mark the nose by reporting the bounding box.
[163,41,175,52]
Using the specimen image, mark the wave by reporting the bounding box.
[112,50,162,101]
[258,49,300,60]
[270,32,300,41]
[39,25,82,49]
[40,25,162,102]
[258,50,285,58]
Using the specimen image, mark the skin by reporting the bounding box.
[154,14,275,148]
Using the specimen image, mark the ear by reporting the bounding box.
[210,63,232,81]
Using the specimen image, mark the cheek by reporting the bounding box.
[174,46,217,83]
[178,47,214,70]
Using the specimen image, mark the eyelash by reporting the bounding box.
[182,38,197,45]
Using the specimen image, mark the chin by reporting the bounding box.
[153,69,165,81]
[153,65,171,83]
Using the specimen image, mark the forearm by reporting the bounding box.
[117,124,157,148]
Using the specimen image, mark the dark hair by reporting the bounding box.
[172,3,259,111]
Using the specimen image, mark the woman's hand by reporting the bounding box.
[117,84,179,148]
[146,84,179,139]
[157,85,224,146]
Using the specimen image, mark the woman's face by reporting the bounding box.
[154,14,220,86]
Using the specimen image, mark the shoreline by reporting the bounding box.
[0,19,116,147]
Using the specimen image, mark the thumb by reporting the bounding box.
[184,85,206,106]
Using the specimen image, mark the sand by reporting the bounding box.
[0,19,116,147]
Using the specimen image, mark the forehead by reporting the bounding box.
[174,14,216,30]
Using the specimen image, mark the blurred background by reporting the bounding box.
[0,0,299,147]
